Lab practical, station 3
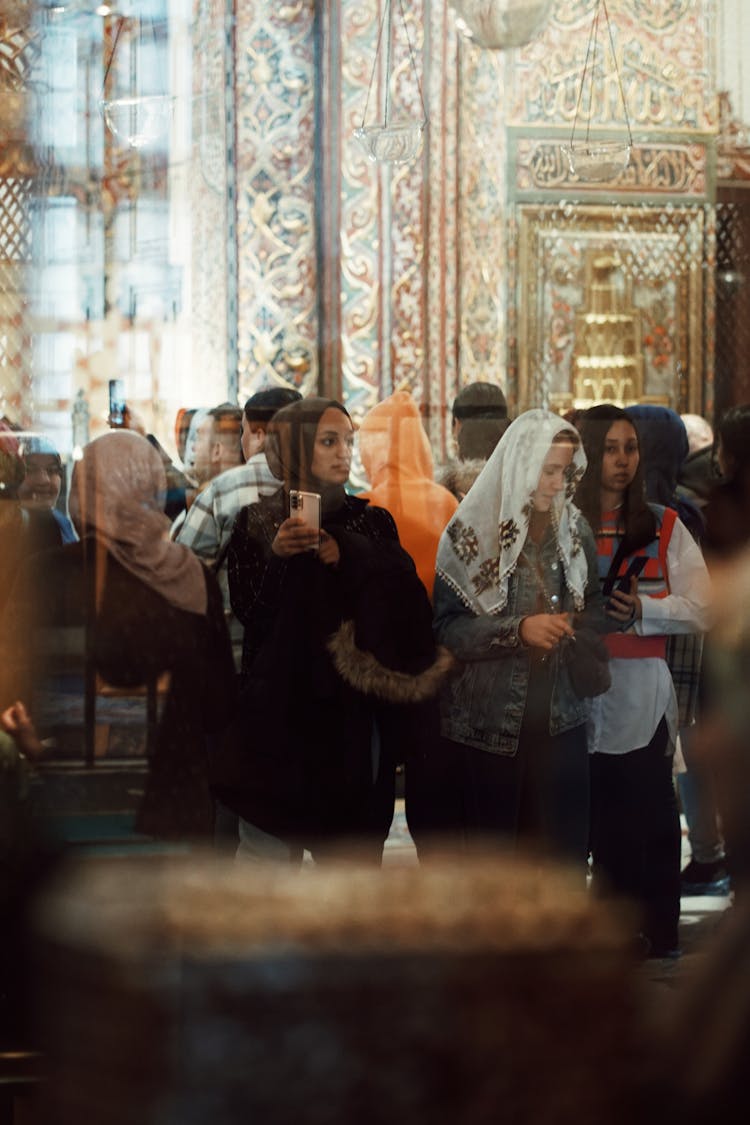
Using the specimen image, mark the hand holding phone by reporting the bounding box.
[271,490,322,557]
[605,556,646,623]
[605,556,647,606]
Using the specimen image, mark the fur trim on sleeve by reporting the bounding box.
[327,620,456,704]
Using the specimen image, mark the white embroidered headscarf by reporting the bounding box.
[436,409,589,616]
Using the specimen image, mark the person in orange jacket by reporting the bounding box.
[358,390,458,599]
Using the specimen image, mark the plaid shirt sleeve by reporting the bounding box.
[177,457,279,562]
[176,486,222,560]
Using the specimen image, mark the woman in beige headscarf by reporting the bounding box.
[8,430,235,841]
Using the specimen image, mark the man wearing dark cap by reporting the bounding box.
[439,381,510,499]
[451,380,509,455]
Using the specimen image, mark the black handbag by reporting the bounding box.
[558,628,611,699]
[526,556,611,700]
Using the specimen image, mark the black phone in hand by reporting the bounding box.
[605,555,647,609]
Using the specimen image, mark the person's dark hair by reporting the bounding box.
[717,403,750,483]
[456,417,510,461]
[575,403,656,553]
[452,381,508,422]
[243,386,302,426]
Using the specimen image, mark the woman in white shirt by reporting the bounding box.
[575,405,711,958]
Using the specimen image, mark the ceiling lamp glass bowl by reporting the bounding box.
[562,139,631,183]
[355,120,426,165]
[101,94,174,149]
[452,0,553,50]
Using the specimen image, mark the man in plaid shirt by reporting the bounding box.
[176,386,302,659]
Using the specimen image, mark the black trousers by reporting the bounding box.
[589,718,681,952]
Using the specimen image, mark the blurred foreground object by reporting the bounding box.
[32,854,654,1125]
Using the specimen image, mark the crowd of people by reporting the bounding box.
[3,384,750,967]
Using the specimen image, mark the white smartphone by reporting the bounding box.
[289,489,321,548]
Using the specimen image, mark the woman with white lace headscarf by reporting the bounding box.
[428,409,605,865]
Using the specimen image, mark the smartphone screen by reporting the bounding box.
[108,379,126,427]
[289,489,321,547]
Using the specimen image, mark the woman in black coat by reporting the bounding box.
[216,397,449,864]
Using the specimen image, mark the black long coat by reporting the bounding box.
[215,489,423,852]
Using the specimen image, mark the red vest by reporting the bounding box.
[603,506,677,660]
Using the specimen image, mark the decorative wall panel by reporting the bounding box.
[233,0,318,397]
[423,0,459,456]
[512,0,716,133]
[505,0,716,414]
[338,0,428,424]
[192,0,230,400]
[456,40,508,399]
[517,203,706,414]
[337,0,384,414]
[513,137,710,201]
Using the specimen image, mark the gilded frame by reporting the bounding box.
[515,203,706,416]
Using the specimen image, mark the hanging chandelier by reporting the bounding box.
[100,16,173,149]
[561,0,632,183]
[355,0,427,166]
[451,0,553,51]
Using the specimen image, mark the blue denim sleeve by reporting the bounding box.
[432,574,524,662]
[572,518,613,635]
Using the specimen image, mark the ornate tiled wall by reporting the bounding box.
[505,0,717,414]
[224,0,719,445]
[192,0,231,400]
[232,0,319,400]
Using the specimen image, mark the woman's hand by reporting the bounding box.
[519,612,575,651]
[1,700,44,760]
[271,516,320,557]
[318,530,340,567]
[606,575,642,625]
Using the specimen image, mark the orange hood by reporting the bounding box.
[359,391,434,487]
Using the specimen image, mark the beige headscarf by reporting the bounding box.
[69,430,207,615]
[436,409,589,616]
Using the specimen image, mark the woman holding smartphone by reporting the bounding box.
[575,404,711,958]
[221,396,447,864]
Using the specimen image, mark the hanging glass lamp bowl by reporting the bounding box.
[355,120,426,165]
[101,94,174,149]
[452,0,553,50]
[562,140,632,183]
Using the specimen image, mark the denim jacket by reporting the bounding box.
[433,517,603,755]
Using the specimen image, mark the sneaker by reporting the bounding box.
[680,857,731,896]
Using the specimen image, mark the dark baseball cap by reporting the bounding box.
[243,386,303,424]
[452,381,507,421]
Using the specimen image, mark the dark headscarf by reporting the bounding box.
[626,404,703,541]
[264,396,351,514]
[624,405,689,506]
